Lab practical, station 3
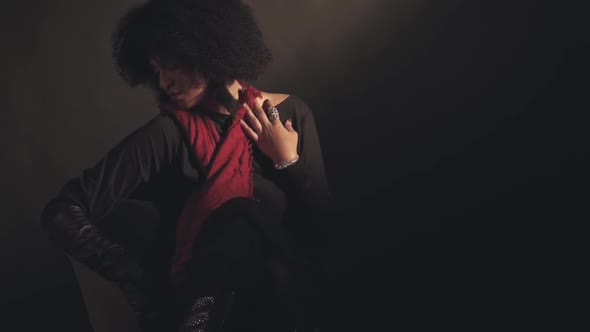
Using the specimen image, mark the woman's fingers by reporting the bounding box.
[243,104,263,133]
[262,99,281,124]
[284,119,295,133]
[251,98,272,127]
[239,119,258,141]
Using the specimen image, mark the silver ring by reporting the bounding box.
[266,106,280,121]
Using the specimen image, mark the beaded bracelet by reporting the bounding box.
[273,154,300,170]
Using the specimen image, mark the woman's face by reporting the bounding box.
[149,57,208,109]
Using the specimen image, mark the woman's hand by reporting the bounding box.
[239,98,299,165]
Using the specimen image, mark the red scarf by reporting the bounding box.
[160,84,262,287]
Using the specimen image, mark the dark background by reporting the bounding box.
[1,0,587,330]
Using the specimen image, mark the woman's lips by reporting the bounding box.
[169,92,184,100]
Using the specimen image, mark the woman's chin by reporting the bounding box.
[181,95,206,109]
[163,92,205,110]
[171,99,187,108]
[171,99,194,109]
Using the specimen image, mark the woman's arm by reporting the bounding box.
[40,113,181,328]
[274,109,336,213]
[271,100,339,248]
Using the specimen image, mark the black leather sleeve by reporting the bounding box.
[41,200,157,321]
[40,113,182,329]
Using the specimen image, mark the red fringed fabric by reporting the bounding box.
[160,84,262,287]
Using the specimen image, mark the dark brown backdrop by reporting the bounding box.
[1,0,586,330]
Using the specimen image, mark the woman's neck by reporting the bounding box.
[202,80,243,115]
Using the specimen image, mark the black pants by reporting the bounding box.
[167,197,305,331]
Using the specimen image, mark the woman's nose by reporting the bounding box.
[159,73,175,90]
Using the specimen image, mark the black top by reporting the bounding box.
[53,94,334,227]
[40,95,336,306]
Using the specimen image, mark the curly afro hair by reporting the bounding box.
[112,0,273,89]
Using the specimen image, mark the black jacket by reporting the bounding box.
[39,95,336,327]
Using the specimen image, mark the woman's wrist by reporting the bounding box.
[273,154,300,170]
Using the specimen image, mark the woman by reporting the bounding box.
[40,0,336,331]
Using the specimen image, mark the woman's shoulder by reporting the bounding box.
[261,91,313,118]
[261,91,291,107]
[118,112,183,148]
[141,112,180,134]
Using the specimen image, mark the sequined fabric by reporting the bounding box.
[178,296,215,332]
